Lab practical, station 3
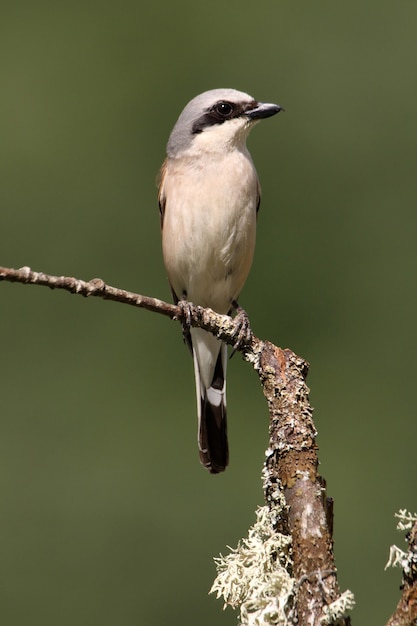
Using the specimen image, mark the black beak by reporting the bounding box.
[246,102,284,120]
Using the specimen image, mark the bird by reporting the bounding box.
[158,88,282,473]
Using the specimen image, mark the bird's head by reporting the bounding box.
[166,88,282,158]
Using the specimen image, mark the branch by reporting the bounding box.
[259,344,353,625]
[0,264,353,624]
[0,265,256,352]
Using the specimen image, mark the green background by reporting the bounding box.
[1,1,416,624]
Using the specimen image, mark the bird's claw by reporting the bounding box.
[230,303,252,355]
[176,299,195,348]
[177,299,193,327]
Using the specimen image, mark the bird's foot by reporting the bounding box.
[230,301,252,354]
[177,298,193,327]
[176,299,194,351]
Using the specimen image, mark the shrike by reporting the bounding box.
[159,88,282,473]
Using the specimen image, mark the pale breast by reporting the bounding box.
[161,150,258,312]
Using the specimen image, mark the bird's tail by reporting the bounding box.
[193,341,228,473]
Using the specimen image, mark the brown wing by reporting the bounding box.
[256,179,261,215]
[158,159,167,229]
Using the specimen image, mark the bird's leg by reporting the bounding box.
[177,292,193,325]
[230,300,253,354]
[176,292,194,353]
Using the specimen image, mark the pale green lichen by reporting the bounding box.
[320,590,356,624]
[385,509,417,576]
[210,505,295,625]
[211,473,356,625]
[394,509,417,531]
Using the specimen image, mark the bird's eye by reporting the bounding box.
[213,101,234,117]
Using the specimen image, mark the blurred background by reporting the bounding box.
[1,1,416,624]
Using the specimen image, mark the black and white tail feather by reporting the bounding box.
[175,297,230,473]
[193,340,229,474]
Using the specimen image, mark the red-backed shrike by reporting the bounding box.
[159,88,282,473]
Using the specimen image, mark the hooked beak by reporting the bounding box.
[246,102,284,120]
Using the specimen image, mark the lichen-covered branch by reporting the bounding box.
[385,510,417,626]
[211,342,354,625]
[259,344,354,624]
[0,264,354,624]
